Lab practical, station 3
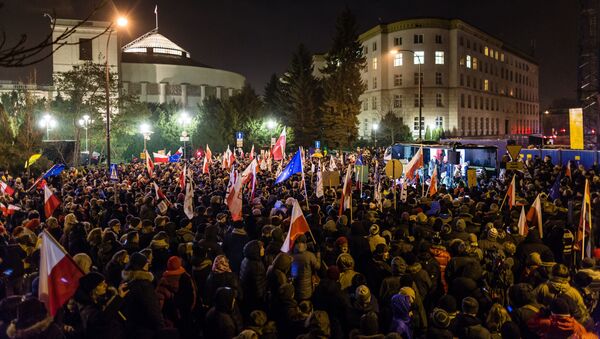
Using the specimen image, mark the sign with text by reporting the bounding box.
[569,108,584,150]
[322,170,340,187]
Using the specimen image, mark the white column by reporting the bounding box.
[181,84,188,107]
[228,88,233,97]
[216,86,222,99]
[140,82,148,102]
[159,82,167,104]
[200,85,206,102]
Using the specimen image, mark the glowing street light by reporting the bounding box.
[116,17,128,27]
[178,112,192,159]
[267,119,276,130]
[78,114,93,152]
[372,122,379,147]
[39,113,57,140]
[139,123,153,152]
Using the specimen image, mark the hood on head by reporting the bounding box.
[243,240,262,260]
[391,294,411,321]
[272,252,292,273]
[214,286,235,312]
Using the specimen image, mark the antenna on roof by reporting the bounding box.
[154,5,158,31]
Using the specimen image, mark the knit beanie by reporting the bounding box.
[431,307,451,328]
[355,285,371,304]
[437,294,458,313]
[462,296,479,315]
[78,272,105,295]
[126,252,148,271]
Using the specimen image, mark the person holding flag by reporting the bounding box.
[339,164,353,217]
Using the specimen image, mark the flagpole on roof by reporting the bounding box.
[154,5,159,30]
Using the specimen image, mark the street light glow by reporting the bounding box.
[372,123,379,131]
[140,123,152,135]
[178,112,192,127]
[116,17,128,27]
[267,119,276,130]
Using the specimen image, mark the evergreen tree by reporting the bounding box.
[379,111,412,145]
[263,73,284,117]
[280,44,322,147]
[321,7,366,148]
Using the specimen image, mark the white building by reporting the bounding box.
[357,18,539,139]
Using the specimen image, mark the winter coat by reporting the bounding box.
[533,276,590,325]
[204,270,243,307]
[527,313,596,339]
[389,294,412,339]
[155,271,196,329]
[364,258,392,298]
[312,278,348,339]
[239,240,267,310]
[346,295,379,332]
[197,225,224,260]
[291,246,320,301]
[120,269,165,338]
[6,316,64,339]
[430,246,451,292]
[515,231,554,274]
[73,288,125,339]
[407,263,432,303]
[266,252,292,299]
[445,255,482,283]
[426,327,453,339]
[271,283,309,338]
[104,259,125,288]
[453,313,491,339]
[204,287,240,339]
[223,228,250,273]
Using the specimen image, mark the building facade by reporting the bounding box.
[358,18,539,139]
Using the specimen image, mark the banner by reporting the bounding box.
[569,107,584,150]
[467,168,477,188]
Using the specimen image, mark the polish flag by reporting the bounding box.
[38,231,84,316]
[0,181,14,196]
[329,155,337,171]
[526,194,543,238]
[339,164,353,216]
[145,150,154,177]
[226,168,242,221]
[249,145,255,161]
[44,185,61,218]
[203,145,212,174]
[428,166,438,197]
[565,161,572,178]
[506,175,516,209]
[517,205,528,236]
[241,159,257,185]
[0,203,21,217]
[271,127,286,161]
[281,199,311,253]
[152,182,169,204]
[153,152,169,163]
[404,147,423,180]
[179,164,186,190]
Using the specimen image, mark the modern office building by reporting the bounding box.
[357,18,539,139]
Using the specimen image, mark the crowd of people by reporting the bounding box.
[0,146,599,339]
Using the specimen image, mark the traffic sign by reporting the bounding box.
[109,164,119,181]
[506,145,522,161]
[506,162,524,171]
[236,139,243,148]
[385,159,403,179]
[180,136,189,141]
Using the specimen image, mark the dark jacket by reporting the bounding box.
[120,269,165,338]
[291,245,320,301]
[73,288,125,339]
[266,252,292,300]
[204,270,243,307]
[222,228,250,273]
[5,316,65,339]
[204,287,240,339]
[239,240,267,311]
[454,313,491,339]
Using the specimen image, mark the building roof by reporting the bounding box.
[122,29,191,58]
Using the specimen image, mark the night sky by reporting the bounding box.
[0,0,579,109]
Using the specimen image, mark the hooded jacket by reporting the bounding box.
[120,269,165,338]
[533,276,590,325]
[527,313,596,339]
[239,240,267,308]
[204,287,240,339]
[266,252,292,297]
[389,294,412,339]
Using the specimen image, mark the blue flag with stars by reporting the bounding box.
[275,149,303,184]
[355,154,364,166]
[549,174,561,201]
[43,164,65,178]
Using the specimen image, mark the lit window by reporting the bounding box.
[414,51,424,64]
[394,95,402,108]
[484,79,489,91]
[489,48,494,58]
[472,57,478,70]
[394,53,403,66]
[436,93,443,107]
[435,72,442,85]
[484,47,489,56]
[394,37,402,46]
[460,57,465,67]
[414,117,424,130]
[435,51,444,64]
[372,57,378,70]
[466,55,472,68]
[435,116,444,128]
[414,34,424,44]
[500,53,505,62]
[394,74,402,86]
[495,51,499,60]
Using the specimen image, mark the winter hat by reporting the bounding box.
[164,256,185,276]
[336,253,355,270]
[437,294,458,313]
[355,285,371,304]
[454,218,466,231]
[374,243,388,257]
[335,236,348,247]
[487,227,498,240]
[391,256,407,275]
[65,213,78,225]
[431,308,451,328]
[250,310,268,327]
[234,329,259,339]
[14,298,47,330]
[295,234,307,244]
[108,219,120,228]
[399,286,416,303]
[550,296,571,316]
[526,252,542,266]
[360,311,379,335]
[462,297,479,315]
[126,252,148,271]
[79,272,105,295]
[369,224,380,235]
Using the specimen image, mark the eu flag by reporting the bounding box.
[549,174,561,201]
[275,149,303,184]
[43,164,65,178]
[355,154,364,166]
[169,153,182,162]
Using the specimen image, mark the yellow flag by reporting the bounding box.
[25,154,42,168]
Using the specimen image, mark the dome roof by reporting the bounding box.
[122,29,190,58]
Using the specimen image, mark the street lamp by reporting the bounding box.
[372,122,379,147]
[140,123,153,153]
[178,112,192,159]
[105,16,128,168]
[392,49,423,140]
[39,113,57,141]
[78,114,92,153]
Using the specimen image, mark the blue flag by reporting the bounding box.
[355,154,364,166]
[43,164,65,178]
[549,174,561,201]
[169,153,182,163]
[275,149,303,184]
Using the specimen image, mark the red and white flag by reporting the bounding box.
[152,182,169,204]
[249,145,255,161]
[526,194,543,238]
[241,159,258,186]
[329,155,337,171]
[0,181,15,196]
[183,177,194,220]
[506,175,516,209]
[565,161,572,179]
[339,164,353,216]
[226,168,243,221]
[179,164,186,190]
[281,199,311,253]
[39,231,84,316]
[576,179,592,258]
[44,185,61,218]
[405,147,423,180]
[153,152,169,163]
[203,145,212,174]
[517,205,528,236]
[428,166,438,197]
[145,150,154,177]
[0,203,20,217]
[271,127,286,161]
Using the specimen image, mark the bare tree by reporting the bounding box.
[0,1,109,68]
